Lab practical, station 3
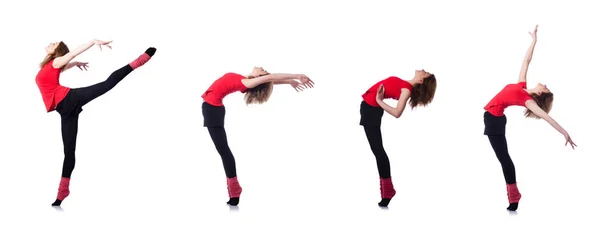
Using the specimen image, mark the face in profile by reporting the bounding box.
[250,67,269,78]
[46,42,59,54]
[534,83,550,95]
[414,69,432,83]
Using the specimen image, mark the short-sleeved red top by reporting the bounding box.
[35,60,71,112]
[484,82,533,116]
[201,73,248,106]
[362,76,413,107]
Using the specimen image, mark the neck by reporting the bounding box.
[408,77,421,86]
[525,88,537,95]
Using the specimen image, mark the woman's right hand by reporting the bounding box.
[93,39,112,51]
[298,74,315,88]
[376,84,385,102]
[529,25,538,40]
[564,133,577,149]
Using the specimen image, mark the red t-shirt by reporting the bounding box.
[35,60,71,112]
[201,72,248,106]
[362,76,413,107]
[484,82,533,116]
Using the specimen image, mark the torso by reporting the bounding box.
[484,82,533,116]
[35,60,70,112]
[362,76,413,107]
[201,72,248,106]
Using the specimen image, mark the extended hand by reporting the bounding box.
[529,25,538,39]
[564,133,577,149]
[75,62,89,71]
[298,74,315,89]
[93,39,113,51]
[290,80,306,92]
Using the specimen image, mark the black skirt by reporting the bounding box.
[359,101,384,127]
[202,102,226,127]
[483,111,507,136]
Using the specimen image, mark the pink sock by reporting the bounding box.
[56,177,71,201]
[380,177,396,199]
[506,183,521,203]
[129,53,151,70]
[227,177,242,198]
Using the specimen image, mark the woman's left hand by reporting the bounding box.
[74,62,89,71]
[376,84,385,101]
[290,80,305,92]
[564,133,577,149]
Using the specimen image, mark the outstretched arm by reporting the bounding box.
[518,25,538,83]
[52,39,111,69]
[62,61,88,72]
[525,100,577,148]
[272,79,294,84]
[243,73,314,89]
[376,87,411,118]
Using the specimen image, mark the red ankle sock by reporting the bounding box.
[380,177,396,199]
[506,183,521,203]
[57,177,71,200]
[227,177,242,198]
[129,53,151,70]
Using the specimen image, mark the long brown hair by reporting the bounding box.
[40,41,70,70]
[409,74,437,109]
[524,92,553,119]
[244,73,274,105]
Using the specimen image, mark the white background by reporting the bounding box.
[1,0,599,238]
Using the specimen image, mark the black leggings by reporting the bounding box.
[207,126,237,178]
[364,126,392,179]
[360,101,391,179]
[487,135,516,184]
[56,65,133,178]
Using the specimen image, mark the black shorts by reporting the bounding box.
[483,111,507,136]
[359,101,384,127]
[55,89,84,117]
[202,102,226,127]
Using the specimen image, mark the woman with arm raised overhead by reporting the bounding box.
[35,40,156,206]
[482,25,576,211]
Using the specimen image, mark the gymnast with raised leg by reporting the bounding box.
[35,40,156,206]
[359,70,437,207]
[482,25,576,211]
[201,67,314,206]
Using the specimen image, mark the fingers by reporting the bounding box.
[293,83,306,92]
[566,139,577,149]
[300,78,314,88]
[301,77,315,88]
